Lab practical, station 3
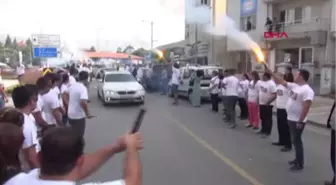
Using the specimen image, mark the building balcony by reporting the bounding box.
[262,18,330,45]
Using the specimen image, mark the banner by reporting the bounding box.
[240,0,257,16]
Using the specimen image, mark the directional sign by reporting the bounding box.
[31,34,60,47]
[33,47,59,58]
[31,34,60,58]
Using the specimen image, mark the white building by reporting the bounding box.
[184,0,212,65]
[226,0,335,93]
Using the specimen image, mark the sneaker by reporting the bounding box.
[228,124,237,129]
[272,142,283,146]
[280,147,292,152]
[252,126,259,130]
[256,130,263,134]
[288,159,297,165]
[261,134,270,139]
[244,123,252,128]
[290,164,303,172]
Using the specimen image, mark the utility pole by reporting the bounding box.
[150,21,154,49]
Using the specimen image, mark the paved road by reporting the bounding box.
[81,84,332,185]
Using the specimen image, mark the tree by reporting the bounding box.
[12,38,18,50]
[116,47,123,53]
[4,35,11,48]
[123,45,135,53]
[132,48,147,57]
[89,46,96,52]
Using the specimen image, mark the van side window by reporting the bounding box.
[183,69,191,79]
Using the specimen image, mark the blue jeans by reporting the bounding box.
[0,98,5,109]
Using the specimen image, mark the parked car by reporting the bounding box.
[0,64,16,79]
[167,65,223,100]
[97,70,145,105]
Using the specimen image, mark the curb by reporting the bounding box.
[307,120,328,128]
[272,112,327,128]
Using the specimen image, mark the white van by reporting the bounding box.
[168,65,223,100]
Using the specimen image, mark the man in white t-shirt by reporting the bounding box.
[222,69,239,128]
[237,74,249,120]
[79,63,91,102]
[11,85,40,170]
[25,84,50,139]
[39,74,63,126]
[16,63,25,84]
[258,72,277,137]
[4,127,143,185]
[273,73,293,152]
[266,65,314,171]
[68,71,93,137]
[209,71,220,112]
[171,63,181,105]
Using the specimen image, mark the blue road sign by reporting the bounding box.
[33,47,58,58]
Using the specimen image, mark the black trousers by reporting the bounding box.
[276,109,291,148]
[259,105,273,135]
[331,129,335,182]
[238,98,248,118]
[210,93,219,112]
[69,118,86,137]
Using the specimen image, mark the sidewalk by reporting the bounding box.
[307,96,334,127]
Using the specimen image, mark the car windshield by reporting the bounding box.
[104,73,136,82]
[202,68,221,80]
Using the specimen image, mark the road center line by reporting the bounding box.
[161,112,264,185]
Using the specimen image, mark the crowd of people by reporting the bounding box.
[168,62,335,184]
[0,64,143,185]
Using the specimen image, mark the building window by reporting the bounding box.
[240,15,256,31]
[280,6,311,25]
[300,47,313,65]
[201,0,210,6]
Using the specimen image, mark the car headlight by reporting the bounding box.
[137,89,145,94]
[104,90,116,95]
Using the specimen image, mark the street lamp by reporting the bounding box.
[96,28,105,51]
[141,20,156,49]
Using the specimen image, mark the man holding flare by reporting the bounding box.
[263,63,314,171]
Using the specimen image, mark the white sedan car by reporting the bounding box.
[97,71,145,105]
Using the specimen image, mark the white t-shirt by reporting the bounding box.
[247,80,261,102]
[222,75,239,96]
[59,84,68,108]
[258,80,277,105]
[41,90,60,125]
[238,79,249,98]
[171,67,181,85]
[209,76,220,94]
[68,82,88,119]
[286,83,315,122]
[79,66,91,73]
[32,94,46,122]
[16,64,25,76]
[22,114,39,150]
[20,114,39,171]
[5,168,125,185]
[68,75,76,87]
[276,84,289,109]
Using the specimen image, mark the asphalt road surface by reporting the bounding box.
[81,83,332,185]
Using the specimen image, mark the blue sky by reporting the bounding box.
[0,0,185,50]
